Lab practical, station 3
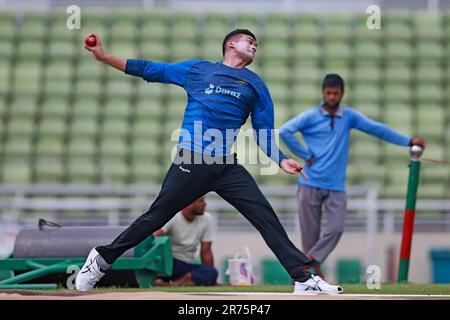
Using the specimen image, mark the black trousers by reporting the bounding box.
[96,149,311,281]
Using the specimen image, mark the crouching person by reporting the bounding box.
[153,197,218,286]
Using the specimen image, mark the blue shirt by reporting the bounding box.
[125,59,286,165]
[280,105,412,191]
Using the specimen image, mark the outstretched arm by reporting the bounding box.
[84,33,200,86]
[351,110,427,148]
[84,34,126,72]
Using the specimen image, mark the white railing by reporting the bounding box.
[1,183,449,231]
[1,183,450,264]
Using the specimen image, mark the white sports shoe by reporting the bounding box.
[293,275,344,295]
[75,248,105,292]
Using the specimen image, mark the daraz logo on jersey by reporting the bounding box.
[204,84,241,99]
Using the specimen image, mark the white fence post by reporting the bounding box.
[366,186,379,268]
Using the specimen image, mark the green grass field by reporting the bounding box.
[88,284,450,295]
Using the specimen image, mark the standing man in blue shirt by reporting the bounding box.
[280,74,427,278]
[75,29,343,294]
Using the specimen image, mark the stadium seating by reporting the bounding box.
[0,10,449,200]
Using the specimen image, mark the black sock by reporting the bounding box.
[292,265,314,282]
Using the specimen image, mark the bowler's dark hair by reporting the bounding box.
[322,74,345,92]
[222,29,256,56]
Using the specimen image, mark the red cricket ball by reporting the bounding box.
[85,34,97,47]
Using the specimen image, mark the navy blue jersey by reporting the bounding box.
[125,59,286,165]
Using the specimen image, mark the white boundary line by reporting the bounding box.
[183,292,450,298]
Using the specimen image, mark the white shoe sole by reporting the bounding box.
[292,291,322,295]
[293,290,343,295]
